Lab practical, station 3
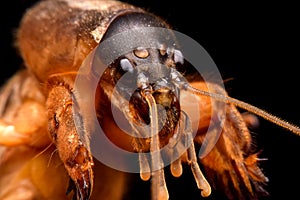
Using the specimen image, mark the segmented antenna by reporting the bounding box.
[184,83,300,136]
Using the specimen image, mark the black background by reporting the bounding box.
[1,1,299,199]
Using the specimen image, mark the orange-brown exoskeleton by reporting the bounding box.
[1,0,300,200]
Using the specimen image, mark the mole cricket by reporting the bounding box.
[0,0,299,200]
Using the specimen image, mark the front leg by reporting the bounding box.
[46,79,94,200]
[190,81,269,199]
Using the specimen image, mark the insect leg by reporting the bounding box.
[47,82,94,200]
[185,81,269,199]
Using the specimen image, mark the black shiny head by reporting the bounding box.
[102,12,170,40]
[98,11,186,150]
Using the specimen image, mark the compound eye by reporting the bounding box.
[120,58,134,73]
[133,47,149,59]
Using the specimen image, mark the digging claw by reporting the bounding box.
[76,172,92,200]
[66,168,93,200]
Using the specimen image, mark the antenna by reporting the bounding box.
[185,84,300,136]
